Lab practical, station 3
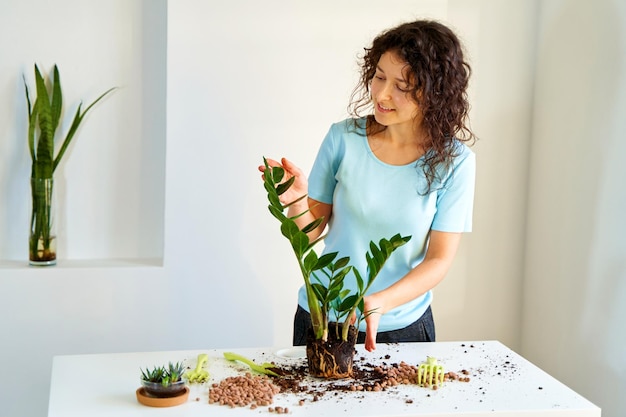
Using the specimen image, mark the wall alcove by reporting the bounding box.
[0,0,166,268]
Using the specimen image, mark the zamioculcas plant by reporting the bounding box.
[24,64,115,265]
[262,157,411,377]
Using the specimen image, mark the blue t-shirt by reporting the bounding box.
[297,118,476,332]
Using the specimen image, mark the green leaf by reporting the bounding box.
[49,65,62,137]
[380,238,392,256]
[303,250,318,273]
[23,76,33,119]
[267,191,283,211]
[301,217,323,234]
[370,240,384,266]
[52,105,82,172]
[271,166,284,183]
[327,286,341,302]
[333,266,352,282]
[34,65,53,146]
[280,219,300,240]
[264,179,274,194]
[53,86,116,173]
[283,193,308,209]
[334,256,350,270]
[327,277,344,294]
[23,78,36,162]
[290,232,310,258]
[311,283,327,301]
[33,67,54,177]
[313,252,337,271]
[338,295,359,312]
[276,176,294,195]
[354,268,364,292]
[390,233,412,248]
[27,99,37,164]
[263,171,275,188]
[268,205,287,224]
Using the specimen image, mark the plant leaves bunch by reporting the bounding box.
[24,64,116,180]
[262,157,411,342]
[140,362,185,387]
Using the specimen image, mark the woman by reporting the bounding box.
[261,20,476,352]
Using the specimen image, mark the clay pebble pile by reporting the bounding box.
[208,372,281,409]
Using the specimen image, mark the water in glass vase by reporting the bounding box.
[29,178,57,266]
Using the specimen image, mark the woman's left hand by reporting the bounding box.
[362,231,463,351]
[362,294,385,352]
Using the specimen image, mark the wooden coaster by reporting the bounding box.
[136,386,189,407]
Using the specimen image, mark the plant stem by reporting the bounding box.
[298,256,327,341]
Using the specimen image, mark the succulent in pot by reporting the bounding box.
[140,362,186,398]
[261,157,411,378]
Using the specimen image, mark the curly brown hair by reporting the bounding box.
[349,20,475,193]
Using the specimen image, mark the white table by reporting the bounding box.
[48,341,600,416]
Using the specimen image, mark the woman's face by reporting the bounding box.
[370,51,420,130]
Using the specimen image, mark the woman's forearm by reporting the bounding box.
[287,197,331,242]
[366,231,462,314]
[370,257,450,313]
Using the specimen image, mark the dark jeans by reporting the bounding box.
[292,305,435,346]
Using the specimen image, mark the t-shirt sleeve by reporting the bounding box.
[431,147,476,233]
[308,123,344,204]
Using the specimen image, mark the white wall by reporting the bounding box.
[522,0,626,414]
[434,0,538,346]
[1,0,622,417]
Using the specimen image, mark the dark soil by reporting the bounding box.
[305,323,358,378]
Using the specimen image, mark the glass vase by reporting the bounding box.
[29,178,57,266]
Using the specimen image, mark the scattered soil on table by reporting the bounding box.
[269,355,469,400]
[209,345,473,411]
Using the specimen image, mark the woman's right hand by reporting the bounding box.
[259,157,331,242]
[259,157,309,207]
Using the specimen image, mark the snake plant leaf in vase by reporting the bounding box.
[24,64,115,266]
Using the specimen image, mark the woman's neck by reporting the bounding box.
[367,121,427,165]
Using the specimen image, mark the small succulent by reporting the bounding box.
[140,362,185,387]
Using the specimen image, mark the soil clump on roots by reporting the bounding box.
[305,323,358,378]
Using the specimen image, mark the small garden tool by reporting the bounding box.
[184,353,209,383]
[223,351,281,377]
